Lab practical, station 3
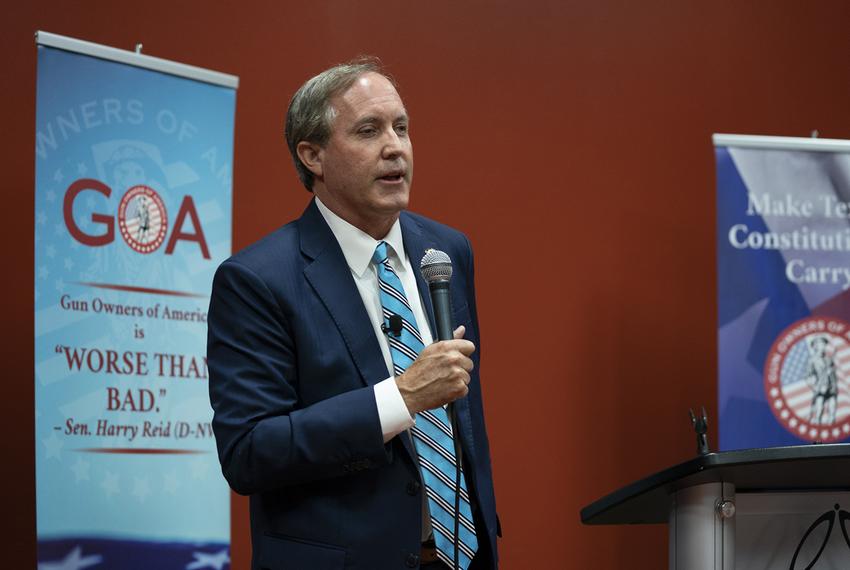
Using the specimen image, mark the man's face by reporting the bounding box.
[313,72,413,233]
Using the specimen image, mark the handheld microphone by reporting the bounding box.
[419,249,453,341]
[420,248,462,570]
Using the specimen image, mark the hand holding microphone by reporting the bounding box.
[396,325,474,415]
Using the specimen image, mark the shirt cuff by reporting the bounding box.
[374,377,415,443]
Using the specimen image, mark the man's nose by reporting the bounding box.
[381,129,406,159]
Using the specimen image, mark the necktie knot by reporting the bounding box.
[372,241,389,266]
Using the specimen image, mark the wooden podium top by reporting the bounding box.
[580,443,850,525]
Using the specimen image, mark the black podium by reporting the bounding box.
[581,444,850,569]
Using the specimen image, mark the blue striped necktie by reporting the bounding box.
[371,241,478,569]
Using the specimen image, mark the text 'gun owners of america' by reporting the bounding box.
[207,58,500,570]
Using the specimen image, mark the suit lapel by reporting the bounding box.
[300,200,390,387]
[400,213,477,461]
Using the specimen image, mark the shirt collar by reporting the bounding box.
[314,196,407,277]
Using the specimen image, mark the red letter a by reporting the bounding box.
[165,196,210,259]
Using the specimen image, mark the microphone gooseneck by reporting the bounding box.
[419,248,462,570]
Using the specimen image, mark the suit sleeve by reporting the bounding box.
[207,259,389,495]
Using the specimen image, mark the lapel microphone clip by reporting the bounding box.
[381,314,403,337]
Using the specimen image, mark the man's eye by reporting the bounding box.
[395,124,409,135]
[358,126,377,136]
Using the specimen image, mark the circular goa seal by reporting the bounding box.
[764,316,850,443]
[117,185,168,254]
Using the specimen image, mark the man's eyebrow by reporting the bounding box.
[351,113,409,128]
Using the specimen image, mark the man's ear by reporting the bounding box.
[296,141,323,179]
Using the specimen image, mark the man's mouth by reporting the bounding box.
[377,170,405,183]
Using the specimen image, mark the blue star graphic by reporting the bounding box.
[186,549,229,570]
[38,545,103,570]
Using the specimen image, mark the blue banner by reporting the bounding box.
[716,138,850,450]
[35,43,235,568]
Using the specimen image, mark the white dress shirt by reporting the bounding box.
[314,197,435,441]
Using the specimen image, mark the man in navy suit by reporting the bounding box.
[207,58,499,569]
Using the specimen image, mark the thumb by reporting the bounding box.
[453,325,466,340]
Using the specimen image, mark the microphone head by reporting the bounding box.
[420,249,452,283]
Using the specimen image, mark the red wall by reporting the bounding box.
[5,1,850,567]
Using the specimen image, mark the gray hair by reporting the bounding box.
[285,57,395,191]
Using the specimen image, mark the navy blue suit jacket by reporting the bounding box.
[207,200,499,569]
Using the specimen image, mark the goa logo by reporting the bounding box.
[63,178,210,259]
[764,317,850,443]
[117,185,167,254]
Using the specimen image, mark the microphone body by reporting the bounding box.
[429,280,453,341]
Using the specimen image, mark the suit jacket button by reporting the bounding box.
[406,481,421,495]
[405,553,419,567]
